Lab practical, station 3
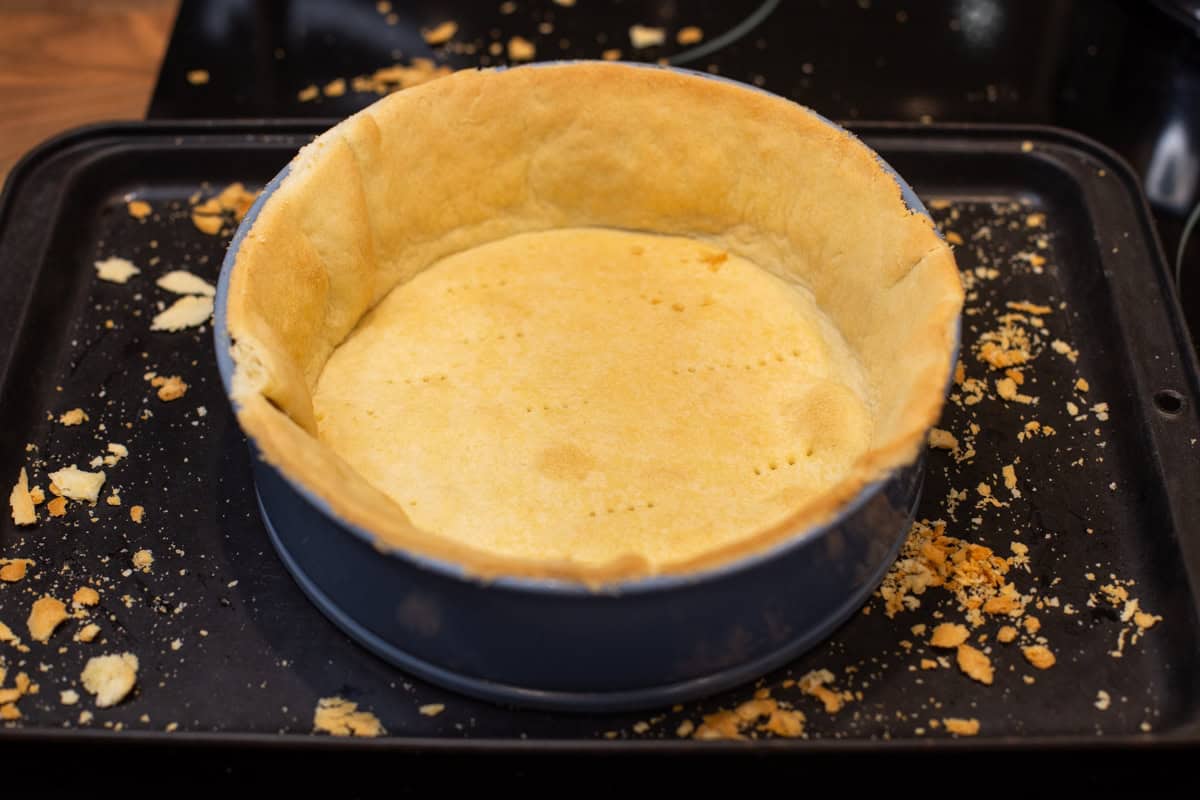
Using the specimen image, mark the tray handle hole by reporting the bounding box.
[1154,389,1185,416]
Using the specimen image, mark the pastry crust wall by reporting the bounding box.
[225,62,963,583]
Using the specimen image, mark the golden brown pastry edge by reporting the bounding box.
[225,62,964,585]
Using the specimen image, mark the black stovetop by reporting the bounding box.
[150,0,1200,326]
[148,0,1200,341]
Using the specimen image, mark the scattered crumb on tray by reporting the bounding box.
[676,26,704,45]
[149,374,189,401]
[48,465,105,504]
[72,586,100,609]
[421,20,457,45]
[0,559,31,583]
[75,624,101,644]
[27,596,69,643]
[507,35,536,61]
[930,622,969,649]
[95,257,140,284]
[151,296,213,332]
[418,703,445,717]
[80,653,138,707]
[186,69,210,85]
[156,270,215,297]
[928,427,958,451]
[692,690,806,741]
[9,468,36,526]
[126,200,152,220]
[943,717,980,736]
[955,644,994,685]
[1022,644,1056,670]
[629,24,666,48]
[58,408,89,426]
[313,696,386,737]
[132,550,154,573]
[797,668,853,714]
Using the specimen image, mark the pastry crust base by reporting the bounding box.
[225,62,963,583]
[313,228,874,567]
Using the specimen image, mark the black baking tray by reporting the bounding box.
[1,121,1198,759]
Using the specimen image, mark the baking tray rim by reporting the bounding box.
[0,119,1197,748]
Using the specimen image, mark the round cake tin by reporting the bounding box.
[214,63,954,712]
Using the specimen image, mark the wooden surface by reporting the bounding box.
[0,0,177,185]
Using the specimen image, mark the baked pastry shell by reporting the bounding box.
[218,61,962,585]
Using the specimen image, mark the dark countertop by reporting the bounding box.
[149,0,1200,348]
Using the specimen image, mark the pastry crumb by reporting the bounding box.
[313,696,386,737]
[693,693,805,740]
[930,622,969,649]
[72,586,100,608]
[1022,645,1056,670]
[151,296,213,331]
[943,717,980,736]
[1005,300,1052,315]
[80,653,138,707]
[418,703,445,717]
[797,668,851,714]
[48,465,105,504]
[59,408,89,426]
[676,26,704,45]
[507,35,535,60]
[130,505,145,523]
[421,20,457,45]
[996,625,1018,643]
[156,270,215,297]
[75,623,101,643]
[0,559,31,583]
[127,199,153,220]
[95,257,140,284]
[9,468,36,526]
[150,374,189,401]
[186,69,209,85]
[629,24,665,48]
[928,428,958,451]
[60,689,80,705]
[1094,690,1111,711]
[956,644,994,684]
[1050,339,1079,362]
[996,376,1035,404]
[27,596,69,643]
[132,550,154,572]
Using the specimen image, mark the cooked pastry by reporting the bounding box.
[225,62,962,582]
